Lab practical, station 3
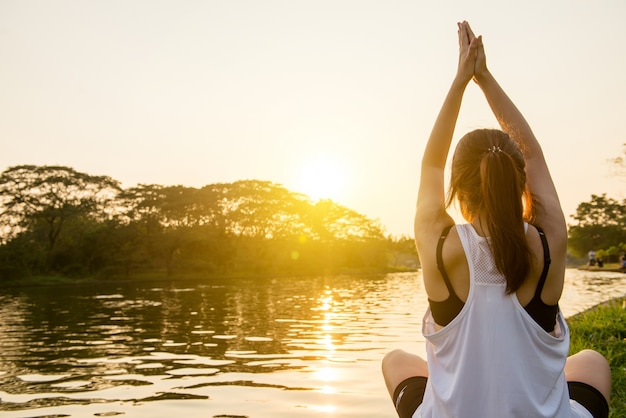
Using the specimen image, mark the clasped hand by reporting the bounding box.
[456,21,487,84]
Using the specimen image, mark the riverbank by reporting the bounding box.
[0,267,420,288]
[578,267,625,273]
[576,262,625,274]
[568,297,625,417]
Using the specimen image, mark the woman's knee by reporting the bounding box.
[565,349,611,403]
[382,349,426,374]
[568,349,610,375]
[382,349,407,370]
[381,349,428,397]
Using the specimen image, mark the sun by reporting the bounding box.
[296,155,347,202]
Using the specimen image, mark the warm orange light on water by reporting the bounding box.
[316,366,338,381]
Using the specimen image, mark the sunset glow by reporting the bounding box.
[295,155,348,202]
[1,1,624,238]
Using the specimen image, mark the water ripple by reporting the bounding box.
[0,271,623,417]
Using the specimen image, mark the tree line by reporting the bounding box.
[1,164,623,282]
[568,194,626,263]
[0,165,417,281]
[568,144,626,264]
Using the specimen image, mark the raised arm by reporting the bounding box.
[414,22,480,234]
[469,24,566,236]
[467,23,567,280]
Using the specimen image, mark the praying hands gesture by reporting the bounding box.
[455,21,482,85]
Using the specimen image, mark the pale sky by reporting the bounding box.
[1,0,624,237]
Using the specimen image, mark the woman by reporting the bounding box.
[382,21,611,418]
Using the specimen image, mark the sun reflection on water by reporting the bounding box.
[0,271,622,417]
[315,366,337,382]
[315,404,337,413]
[321,385,336,394]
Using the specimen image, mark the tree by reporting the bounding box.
[0,165,120,271]
[0,166,397,279]
[220,180,309,239]
[568,194,626,259]
[116,183,235,276]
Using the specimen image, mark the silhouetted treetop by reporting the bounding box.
[0,165,411,280]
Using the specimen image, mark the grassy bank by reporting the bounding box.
[568,297,626,417]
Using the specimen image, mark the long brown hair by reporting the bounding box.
[446,129,533,293]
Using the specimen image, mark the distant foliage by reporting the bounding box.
[568,194,626,260]
[567,144,626,262]
[0,165,417,280]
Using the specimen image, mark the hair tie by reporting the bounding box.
[488,145,502,153]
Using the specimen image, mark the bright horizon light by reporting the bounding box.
[294,154,348,202]
[2,2,625,237]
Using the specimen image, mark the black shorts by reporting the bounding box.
[392,377,609,418]
[568,381,609,418]
[392,376,427,418]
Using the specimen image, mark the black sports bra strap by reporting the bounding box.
[533,225,551,299]
[436,224,456,295]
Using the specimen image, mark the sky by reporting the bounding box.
[1,0,625,237]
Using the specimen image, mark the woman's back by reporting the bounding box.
[419,224,571,417]
[432,218,565,317]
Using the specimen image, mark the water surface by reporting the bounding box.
[0,269,623,417]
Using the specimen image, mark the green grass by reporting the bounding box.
[568,298,626,417]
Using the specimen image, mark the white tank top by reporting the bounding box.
[417,223,571,418]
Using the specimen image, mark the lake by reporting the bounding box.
[0,269,624,418]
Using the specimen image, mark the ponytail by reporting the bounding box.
[480,148,530,293]
[448,129,533,293]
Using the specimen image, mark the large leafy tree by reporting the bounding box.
[219,180,309,239]
[305,199,385,242]
[115,184,198,275]
[568,194,626,258]
[0,165,120,271]
[0,166,393,279]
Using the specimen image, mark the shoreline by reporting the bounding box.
[566,294,626,319]
[0,267,420,289]
[577,266,625,273]
[6,265,626,289]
